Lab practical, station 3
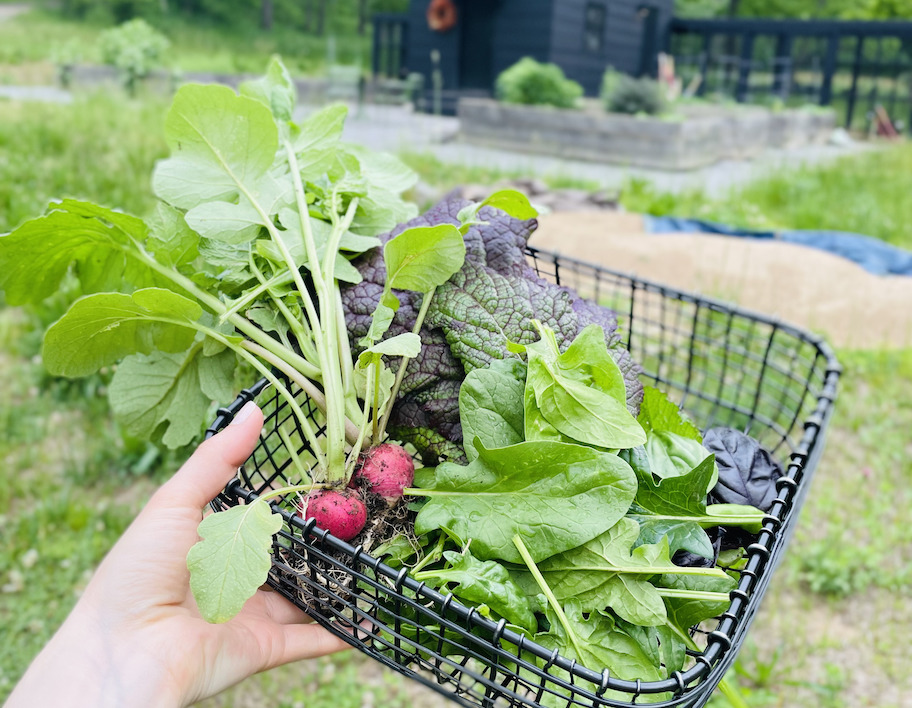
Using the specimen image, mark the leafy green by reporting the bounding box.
[109,345,237,448]
[524,325,645,449]
[186,501,283,623]
[42,288,202,377]
[0,200,163,305]
[152,83,278,211]
[537,601,665,683]
[413,439,637,564]
[414,548,537,631]
[458,358,526,461]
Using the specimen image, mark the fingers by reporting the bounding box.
[152,402,265,511]
[273,623,353,668]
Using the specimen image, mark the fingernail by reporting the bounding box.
[230,401,258,426]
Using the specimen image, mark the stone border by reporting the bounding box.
[458,98,836,171]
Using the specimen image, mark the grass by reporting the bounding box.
[0,92,167,232]
[620,142,912,250]
[0,7,370,79]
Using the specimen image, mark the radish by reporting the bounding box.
[301,488,368,542]
[352,443,415,502]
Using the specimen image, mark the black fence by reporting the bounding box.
[372,13,409,80]
[668,18,912,133]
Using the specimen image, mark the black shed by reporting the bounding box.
[373,0,675,103]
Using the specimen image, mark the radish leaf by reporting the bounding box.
[42,288,202,377]
[187,501,283,624]
[152,84,278,211]
[110,346,237,448]
[0,201,162,305]
[384,224,466,293]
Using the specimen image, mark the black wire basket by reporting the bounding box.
[207,248,840,708]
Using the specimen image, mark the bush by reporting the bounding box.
[495,57,583,109]
[602,71,665,116]
[99,18,170,94]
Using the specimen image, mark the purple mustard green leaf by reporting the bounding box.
[341,196,643,462]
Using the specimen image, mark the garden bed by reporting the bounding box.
[458,98,836,170]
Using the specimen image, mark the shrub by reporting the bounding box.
[99,18,170,95]
[602,71,665,116]
[495,57,583,109]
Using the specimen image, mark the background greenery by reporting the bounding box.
[1,55,911,708]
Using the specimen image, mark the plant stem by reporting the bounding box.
[513,534,586,660]
[219,270,292,323]
[654,588,732,602]
[376,285,436,442]
[240,339,361,446]
[278,424,313,484]
[345,363,374,478]
[411,533,448,575]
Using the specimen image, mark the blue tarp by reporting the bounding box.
[643,216,912,277]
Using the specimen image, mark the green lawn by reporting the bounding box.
[620,143,912,250]
[0,8,370,79]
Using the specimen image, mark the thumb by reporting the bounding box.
[153,402,264,511]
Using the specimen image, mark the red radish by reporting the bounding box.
[300,488,367,541]
[352,443,415,501]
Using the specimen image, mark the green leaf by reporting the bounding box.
[638,387,703,442]
[187,501,283,623]
[523,325,644,449]
[146,203,200,267]
[633,452,717,518]
[0,202,161,305]
[384,224,467,294]
[538,519,668,626]
[42,288,202,377]
[294,104,348,154]
[413,439,637,564]
[109,345,236,448]
[628,514,715,559]
[459,358,526,461]
[152,84,279,211]
[417,548,537,632]
[657,572,736,636]
[646,430,715,483]
[537,600,665,683]
[480,189,538,220]
[239,55,297,122]
[538,518,729,627]
[365,332,421,359]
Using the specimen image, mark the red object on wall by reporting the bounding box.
[426,0,458,32]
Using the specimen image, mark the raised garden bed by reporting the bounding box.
[458,98,836,170]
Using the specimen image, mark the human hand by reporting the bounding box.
[6,401,350,708]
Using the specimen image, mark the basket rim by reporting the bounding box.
[206,252,841,703]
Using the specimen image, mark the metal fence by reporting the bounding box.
[668,18,912,134]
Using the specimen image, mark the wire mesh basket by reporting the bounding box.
[207,248,840,708]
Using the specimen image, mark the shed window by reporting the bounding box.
[584,3,606,53]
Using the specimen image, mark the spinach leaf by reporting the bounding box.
[412,440,637,564]
[536,600,665,683]
[459,358,526,461]
[414,548,537,632]
[657,572,737,636]
[525,327,645,450]
[637,387,702,441]
[537,518,729,627]
[537,518,668,626]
